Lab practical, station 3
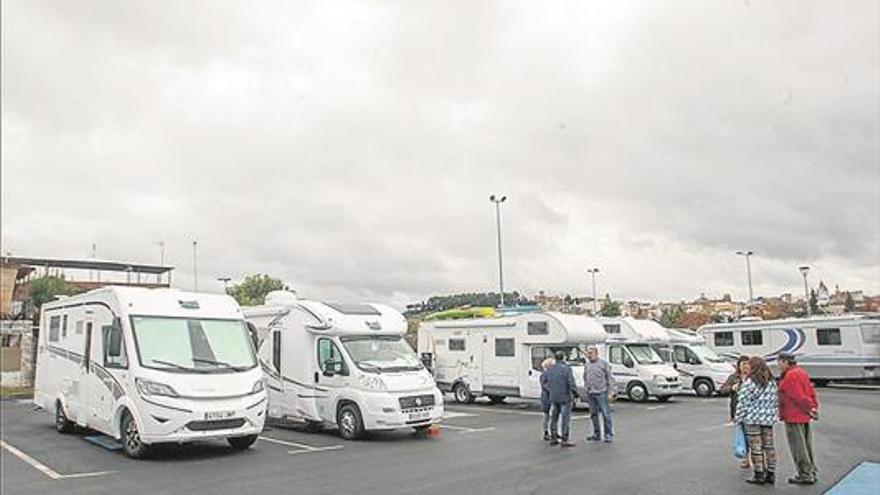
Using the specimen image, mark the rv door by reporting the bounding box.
[73,320,94,427]
[465,331,485,393]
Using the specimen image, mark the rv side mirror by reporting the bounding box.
[106,324,122,358]
[623,357,634,368]
[323,360,341,377]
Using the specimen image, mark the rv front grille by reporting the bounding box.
[185,418,246,431]
[399,394,436,410]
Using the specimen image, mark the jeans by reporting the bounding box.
[549,401,572,442]
[542,412,551,437]
[586,392,613,439]
[785,423,817,481]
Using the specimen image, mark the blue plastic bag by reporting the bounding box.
[733,424,747,459]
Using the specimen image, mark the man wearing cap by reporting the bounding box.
[583,345,616,442]
[777,353,819,485]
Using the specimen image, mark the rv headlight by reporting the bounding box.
[136,378,179,398]
[358,374,386,391]
[653,375,666,383]
[251,379,265,394]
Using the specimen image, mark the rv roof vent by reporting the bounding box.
[265,290,298,307]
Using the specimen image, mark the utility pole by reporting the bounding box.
[192,240,199,292]
[586,268,600,315]
[489,194,508,307]
[799,266,811,317]
[735,251,755,305]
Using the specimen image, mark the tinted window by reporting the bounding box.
[673,346,689,363]
[609,346,624,364]
[714,332,733,347]
[449,338,465,351]
[604,324,621,334]
[742,330,763,346]
[317,338,347,374]
[495,338,515,357]
[862,323,880,344]
[48,316,61,342]
[816,328,841,346]
[62,315,68,338]
[527,322,548,335]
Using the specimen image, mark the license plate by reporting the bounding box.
[408,410,431,421]
[205,410,235,420]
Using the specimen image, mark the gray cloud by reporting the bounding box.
[2,0,878,307]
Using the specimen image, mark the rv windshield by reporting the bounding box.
[340,336,422,373]
[689,344,725,363]
[131,316,257,373]
[627,344,664,365]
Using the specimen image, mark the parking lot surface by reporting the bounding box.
[2,387,879,495]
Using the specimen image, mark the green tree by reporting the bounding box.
[599,294,622,317]
[29,276,84,314]
[660,306,685,328]
[844,292,855,312]
[226,274,288,306]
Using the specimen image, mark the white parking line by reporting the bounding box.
[438,424,496,433]
[443,411,478,419]
[646,405,666,411]
[0,439,115,480]
[258,435,344,454]
[447,406,543,416]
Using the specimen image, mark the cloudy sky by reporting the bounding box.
[2,1,878,308]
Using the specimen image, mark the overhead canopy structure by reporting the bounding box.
[1,256,173,275]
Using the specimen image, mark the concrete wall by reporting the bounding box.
[1,320,35,387]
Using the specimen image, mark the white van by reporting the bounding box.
[653,328,735,397]
[34,287,267,458]
[699,315,880,385]
[418,312,607,404]
[243,291,443,440]
[599,317,681,402]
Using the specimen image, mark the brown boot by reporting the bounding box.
[745,471,765,485]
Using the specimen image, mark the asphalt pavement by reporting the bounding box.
[2,387,878,495]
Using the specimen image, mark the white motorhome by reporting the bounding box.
[417,312,607,404]
[244,291,443,440]
[699,315,880,384]
[598,317,681,402]
[652,328,735,397]
[34,287,266,458]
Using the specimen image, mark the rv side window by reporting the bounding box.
[103,324,128,369]
[62,315,68,338]
[527,322,549,335]
[714,332,733,347]
[272,331,282,372]
[448,338,466,351]
[83,322,93,369]
[741,330,763,346]
[495,338,515,357]
[673,346,689,363]
[75,320,83,335]
[861,323,880,344]
[48,315,61,342]
[317,338,347,374]
[609,346,623,365]
[816,328,841,346]
[604,324,621,334]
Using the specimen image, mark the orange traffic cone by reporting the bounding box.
[426,425,441,438]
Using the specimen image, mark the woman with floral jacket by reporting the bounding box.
[734,356,779,485]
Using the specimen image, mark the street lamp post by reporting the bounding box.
[489,194,507,307]
[586,268,600,315]
[735,250,755,305]
[192,240,199,292]
[217,277,232,294]
[799,266,811,317]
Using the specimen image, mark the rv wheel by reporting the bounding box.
[656,395,671,403]
[812,379,829,387]
[693,378,714,398]
[54,401,74,433]
[488,395,506,405]
[452,383,475,404]
[121,412,150,459]
[227,434,258,450]
[337,404,365,440]
[626,382,649,403]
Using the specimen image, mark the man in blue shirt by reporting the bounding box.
[545,350,578,447]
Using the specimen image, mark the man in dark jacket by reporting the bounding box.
[778,353,819,485]
[545,351,578,447]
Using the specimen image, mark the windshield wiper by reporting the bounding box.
[151,359,202,372]
[357,362,384,373]
[192,357,247,371]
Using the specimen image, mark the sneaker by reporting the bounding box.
[543,434,551,441]
[604,436,613,443]
[586,435,600,441]
[549,440,559,446]
[561,441,576,448]
[788,477,816,485]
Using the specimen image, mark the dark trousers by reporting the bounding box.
[549,401,572,441]
[785,423,817,481]
[586,392,613,438]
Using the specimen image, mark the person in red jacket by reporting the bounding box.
[777,353,819,485]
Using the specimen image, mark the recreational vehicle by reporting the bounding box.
[699,315,880,384]
[34,287,266,458]
[243,291,443,440]
[598,317,682,402]
[417,312,606,404]
[652,328,735,397]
